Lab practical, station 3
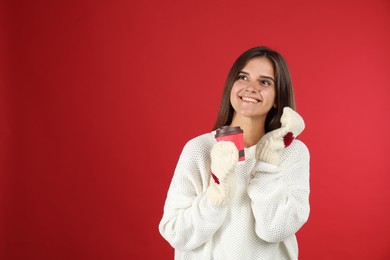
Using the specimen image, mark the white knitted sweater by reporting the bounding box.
[159,132,310,260]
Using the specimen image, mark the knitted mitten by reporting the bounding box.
[256,107,305,165]
[206,141,238,206]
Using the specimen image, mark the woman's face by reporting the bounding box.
[230,57,276,120]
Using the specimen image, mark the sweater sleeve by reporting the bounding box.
[159,136,228,251]
[247,140,310,243]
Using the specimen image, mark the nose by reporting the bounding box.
[245,81,260,93]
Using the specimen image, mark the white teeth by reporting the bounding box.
[241,97,259,103]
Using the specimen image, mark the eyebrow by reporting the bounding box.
[239,70,275,83]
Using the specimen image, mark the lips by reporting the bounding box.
[240,96,261,103]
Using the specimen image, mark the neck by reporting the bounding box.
[230,115,265,147]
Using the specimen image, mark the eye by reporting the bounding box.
[260,80,272,86]
[237,74,248,81]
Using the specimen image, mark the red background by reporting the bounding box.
[1,0,390,259]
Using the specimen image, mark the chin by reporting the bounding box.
[237,111,264,119]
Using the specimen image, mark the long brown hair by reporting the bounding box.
[212,46,296,133]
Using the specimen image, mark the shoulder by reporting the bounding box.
[183,132,216,152]
[174,132,216,172]
[280,139,310,163]
[180,132,216,158]
[290,139,309,154]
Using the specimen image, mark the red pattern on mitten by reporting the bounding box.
[283,132,294,147]
[211,173,220,184]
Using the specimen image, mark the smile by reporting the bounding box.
[240,96,260,103]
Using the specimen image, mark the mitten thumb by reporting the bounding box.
[280,107,305,138]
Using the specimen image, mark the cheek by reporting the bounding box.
[230,84,239,100]
[231,83,240,94]
[263,88,276,102]
[229,91,236,108]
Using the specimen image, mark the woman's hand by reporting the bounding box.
[206,141,238,206]
[255,107,305,165]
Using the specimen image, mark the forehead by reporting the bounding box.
[241,57,275,76]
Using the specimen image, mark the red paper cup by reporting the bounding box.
[215,126,245,161]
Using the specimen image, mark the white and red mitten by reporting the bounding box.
[206,141,238,206]
[255,107,305,165]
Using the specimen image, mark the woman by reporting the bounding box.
[159,46,310,259]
